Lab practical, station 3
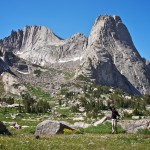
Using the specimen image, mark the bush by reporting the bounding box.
[76,75,90,82]
[36,100,51,113]
[123,111,132,118]
[114,88,124,95]
[132,108,143,116]
[71,105,79,113]
[0,97,14,105]
[63,128,82,134]
[34,69,42,77]
[143,94,150,104]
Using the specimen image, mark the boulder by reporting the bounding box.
[14,123,22,129]
[74,122,92,128]
[118,120,150,133]
[35,120,75,136]
[93,116,107,126]
[10,113,23,119]
[79,107,85,112]
[132,116,141,119]
[8,122,17,126]
[73,116,84,121]
[0,121,11,135]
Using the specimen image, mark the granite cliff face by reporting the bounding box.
[0,26,87,68]
[0,15,150,95]
[78,15,150,95]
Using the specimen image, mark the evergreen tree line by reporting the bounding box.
[70,83,150,117]
[21,93,51,113]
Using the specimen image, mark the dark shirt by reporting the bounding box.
[111,110,120,119]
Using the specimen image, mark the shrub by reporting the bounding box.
[114,88,124,95]
[123,111,132,118]
[71,105,79,113]
[63,128,81,134]
[143,94,150,104]
[0,97,14,105]
[132,108,143,116]
[36,100,51,113]
[76,75,90,82]
[63,71,75,80]
[63,128,73,134]
[34,69,42,77]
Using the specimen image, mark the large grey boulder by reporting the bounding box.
[35,120,75,136]
[118,120,150,133]
[73,122,92,128]
[93,116,107,126]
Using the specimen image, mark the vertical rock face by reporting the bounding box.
[78,15,150,95]
[15,26,88,67]
[2,30,23,50]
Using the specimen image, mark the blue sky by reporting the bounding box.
[0,0,150,60]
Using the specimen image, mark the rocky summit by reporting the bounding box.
[77,15,150,95]
[0,15,150,95]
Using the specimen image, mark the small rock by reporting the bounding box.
[73,116,84,121]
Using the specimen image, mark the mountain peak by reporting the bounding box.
[113,15,122,23]
[0,15,150,95]
[79,15,150,95]
[94,15,122,23]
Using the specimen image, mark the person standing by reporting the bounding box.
[110,107,120,134]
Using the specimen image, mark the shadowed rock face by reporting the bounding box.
[0,15,150,95]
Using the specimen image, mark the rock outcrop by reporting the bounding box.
[2,72,27,95]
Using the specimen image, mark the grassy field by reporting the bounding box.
[0,133,150,150]
[0,119,150,150]
[0,100,150,150]
[0,108,150,150]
